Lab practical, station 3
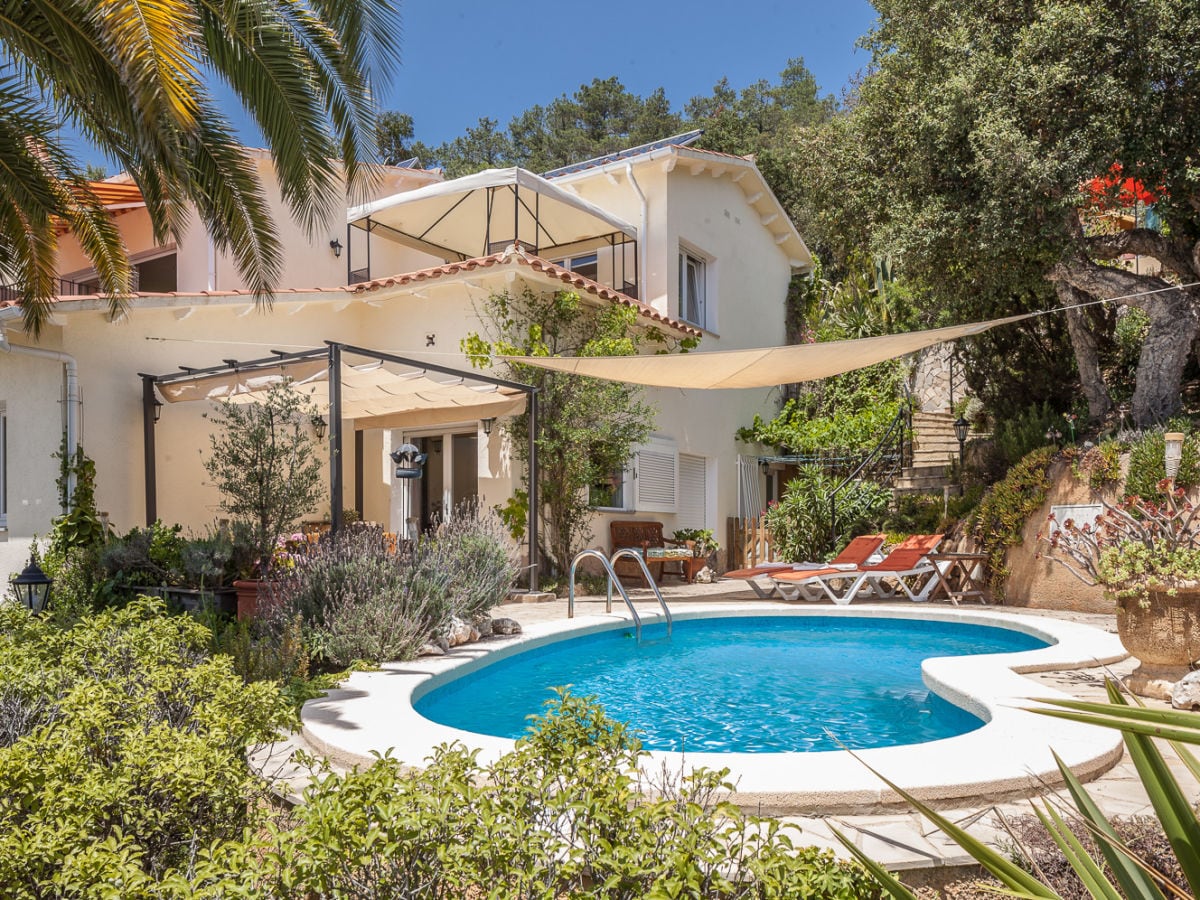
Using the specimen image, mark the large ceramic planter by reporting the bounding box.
[1115,585,1200,699]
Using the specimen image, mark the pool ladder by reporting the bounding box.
[567,549,672,642]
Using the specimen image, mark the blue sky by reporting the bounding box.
[71,1,877,169]
[387,0,878,146]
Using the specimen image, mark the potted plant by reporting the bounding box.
[1041,480,1200,698]
[202,383,324,619]
[671,528,721,583]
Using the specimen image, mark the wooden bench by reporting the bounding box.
[609,520,690,584]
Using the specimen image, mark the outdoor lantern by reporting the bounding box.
[153,397,163,424]
[311,413,328,441]
[1165,432,1185,480]
[481,417,495,436]
[328,238,343,258]
[390,443,427,479]
[953,416,970,466]
[11,555,52,615]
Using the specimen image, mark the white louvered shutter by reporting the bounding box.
[677,454,707,529]
[634,439,678,513]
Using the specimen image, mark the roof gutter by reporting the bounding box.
[0,325,82,506]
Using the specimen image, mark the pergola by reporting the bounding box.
[140,342,540,589]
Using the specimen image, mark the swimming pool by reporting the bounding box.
[301,606,1128,813]
[415,616,1050,752]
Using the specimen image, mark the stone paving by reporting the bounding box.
[256,578,1200,875]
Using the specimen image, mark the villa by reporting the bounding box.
[0,132,810,558]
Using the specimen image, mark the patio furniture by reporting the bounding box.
[770,533,944,605]
[724,534,886,599]
[924,551,989,604]
[609,520,690,584]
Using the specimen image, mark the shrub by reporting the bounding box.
[765,466,891,562]
[992,401,1062,468]
[0,597,290,894]
[98,520,187,588]
[439,501,520,621]
[881,486,984,538]
[971,446,1056,598]
[1073,438,1124,489]
[1124,422,1200,499]
[269,691,881,899]
[266,527,455,666]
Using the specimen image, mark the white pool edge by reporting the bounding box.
[300,605,1128,814]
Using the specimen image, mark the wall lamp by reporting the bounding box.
[153,397,163,424]
[481,417,496,436]
[329,238,343,258]
[311,413,328,441]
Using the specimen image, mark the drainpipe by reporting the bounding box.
[0,327,82,506]
[625,162,648,304]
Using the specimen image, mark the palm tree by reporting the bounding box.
[0,0,400,335]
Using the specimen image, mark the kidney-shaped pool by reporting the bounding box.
[415,615,1050,753]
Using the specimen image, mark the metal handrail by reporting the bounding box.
[608,549,672,637]
[568,549,642,639]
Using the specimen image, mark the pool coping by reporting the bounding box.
[300,604,1129,815]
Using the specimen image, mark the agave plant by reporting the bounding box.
[835,682,1200,899]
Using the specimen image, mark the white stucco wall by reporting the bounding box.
[4,150,799,558]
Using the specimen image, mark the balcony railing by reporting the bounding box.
[0,273,139,304]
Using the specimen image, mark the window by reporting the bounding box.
[679,249,706,328]
[551,252,599,281]
[589,467,631,511]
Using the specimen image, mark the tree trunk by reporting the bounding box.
[1055,282,1113,421]
[1130,289,1198,425]
[1056,258,1199,427]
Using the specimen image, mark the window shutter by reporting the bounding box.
[634,439,677,513]
[677,454,707,529]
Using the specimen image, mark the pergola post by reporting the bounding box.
[139,374,157,524]
[528,389,539,591]
[329,343,344,534]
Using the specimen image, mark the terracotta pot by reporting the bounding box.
[233,580,276,621]
[1115,585,1200,697]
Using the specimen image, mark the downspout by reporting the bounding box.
[625,162,648,303]
[0,326,82,506]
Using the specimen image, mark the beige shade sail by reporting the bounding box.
[501,313,1037,389]
[157,357,527,426]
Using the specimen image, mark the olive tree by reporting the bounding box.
[464,289,669,579]
[203,383,323,575]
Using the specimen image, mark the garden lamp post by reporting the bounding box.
[10,555,53,615]
[1164,432,1185,487]
[953,416,970,469]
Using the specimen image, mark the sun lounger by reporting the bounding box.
[770,534,944,605]
[724,534,885,599]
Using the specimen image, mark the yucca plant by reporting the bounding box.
[835,681,1200,899]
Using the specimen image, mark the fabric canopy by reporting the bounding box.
[158,357,527,426]
[347,167,637,260]
[502,312,1037,389]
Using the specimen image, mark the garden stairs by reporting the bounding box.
[892,411,960,495]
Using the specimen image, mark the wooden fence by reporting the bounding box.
[726,516,778,570]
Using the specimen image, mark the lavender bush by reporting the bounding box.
[439,501,520,622]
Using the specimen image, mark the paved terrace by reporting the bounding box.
[253,579,1198,878]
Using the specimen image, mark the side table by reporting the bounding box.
[925,552,990,605]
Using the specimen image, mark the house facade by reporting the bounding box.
[0,136,811,570]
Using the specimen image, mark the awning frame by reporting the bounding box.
[139,342,541,590]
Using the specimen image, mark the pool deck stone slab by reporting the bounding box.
[286,584,1199,873]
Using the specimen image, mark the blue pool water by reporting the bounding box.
[415,616,1050,753]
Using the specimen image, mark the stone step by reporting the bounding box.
[894,477,953,492]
